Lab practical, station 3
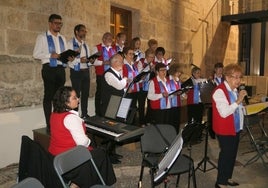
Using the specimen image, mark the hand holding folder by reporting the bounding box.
[133,71,150,83]
[87,51,102,64]
[57,49,80,64]
[168,86,193,96]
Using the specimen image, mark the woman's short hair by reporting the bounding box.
[155,63,167,72]
[147,39,158,47]
[223,63,243,77]
[168,63,183,75]
[214,62,223,69]
[53,86,74,113]
[155,47,165,55]
[191,66,201,74]
[122,46,133,55]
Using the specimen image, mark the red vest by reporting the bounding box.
[212,83,236,135]
[150,77,170,109]
[123,63,139,92]
[48,112,87,156]
[95,44,116,76]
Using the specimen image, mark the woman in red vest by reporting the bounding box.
[147,63,172,125]
[122,46,140,124]
[212,64,247,188]
[49,86,116,188]
[167,63,184,133]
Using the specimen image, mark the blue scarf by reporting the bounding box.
[228,90,240,132]
[169,79,180,107]
[193,84,200,104]
[158,81,170,109]
[46,32,65,67]
[72,38,89,71]
[102,46,116,71]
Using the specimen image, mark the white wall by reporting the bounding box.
[0,106,45,168]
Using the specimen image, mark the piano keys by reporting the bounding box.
[85,116,144,142]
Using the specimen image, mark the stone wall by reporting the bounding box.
[0,0,239,110]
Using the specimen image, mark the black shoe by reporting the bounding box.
[215,184,220,188]
[227,181,239,186]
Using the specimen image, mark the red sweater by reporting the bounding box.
[48,112,87,156]
[212,83,236,135]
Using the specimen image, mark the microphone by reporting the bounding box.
[238,84,249,105]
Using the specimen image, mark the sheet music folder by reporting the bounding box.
[133,71,150,83]
[58,49,80,64]
[168,86,193,96]
[124,71,150,97]
[87,51,101,61]
[104,95,132,122]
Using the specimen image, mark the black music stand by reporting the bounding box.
[123,71,150,98]
[195,81,217,172]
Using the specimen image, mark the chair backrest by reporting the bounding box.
[141,124,177,154]
[11,177,44,188]
[53,145,106,188]
[244,114,268,140]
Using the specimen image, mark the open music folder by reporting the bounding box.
[168,86,193,96]
[124,71,151,97]
[58,49,80,64]
[87,51,101,62]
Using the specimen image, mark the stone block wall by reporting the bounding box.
[0,0,239,110]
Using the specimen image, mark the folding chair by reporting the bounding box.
[53,145,111,188]
[11,177,44,188]
[138,124,197,188]
[244,114,268,169]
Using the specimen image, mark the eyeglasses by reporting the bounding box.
[52,21,63,26]
[159,69,167,72]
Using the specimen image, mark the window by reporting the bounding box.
[110,6,132,46]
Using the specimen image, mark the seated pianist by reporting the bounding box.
[48,86,116,187]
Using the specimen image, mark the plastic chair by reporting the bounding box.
[244,114,268,169]
[138,124,197,188]
[11,177,44,188]
[53,145,111,188]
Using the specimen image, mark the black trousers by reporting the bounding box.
[64,148,116,187]
[125,92,138,125]
[187,103,204,124]
[149,108,172,125]
[95,75,103,116]
[41,64,65,130]
[169,107,181,133]
[137,90,148,125]
[216,133,240,185]
[70,69,90,117]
